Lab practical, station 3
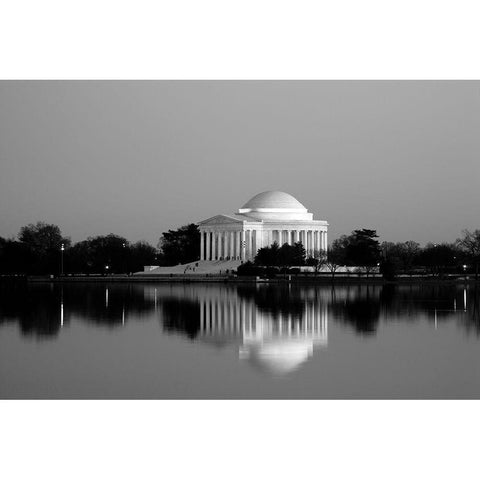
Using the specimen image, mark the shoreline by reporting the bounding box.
[1,275,477,285]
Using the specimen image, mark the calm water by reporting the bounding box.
[0,281,479,399]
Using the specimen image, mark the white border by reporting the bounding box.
[1,1,479,478]
[1,400,479,479]
[1,0,480,79]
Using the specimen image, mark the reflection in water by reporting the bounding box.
[2,281,480,398]
[1,282,480,376]
[154,285,330,375]
[198,287,328,376]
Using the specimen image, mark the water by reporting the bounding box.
[0,281,479,399]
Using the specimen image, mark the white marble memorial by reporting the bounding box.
[198,191,328,261]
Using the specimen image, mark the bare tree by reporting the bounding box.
[325,244,344,280]
[457,229,480,280]
[307,249,328,275]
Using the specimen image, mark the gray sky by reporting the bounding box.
[0,81,479,246]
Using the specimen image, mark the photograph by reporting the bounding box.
[1,80,479,399]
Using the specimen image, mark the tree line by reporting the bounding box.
[1,221,479,279]
[239,228,480,280]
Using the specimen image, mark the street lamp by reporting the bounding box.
[122,242,126,274]
[60,243,65,276]
[105,265,109,275]
[463,264,467,272]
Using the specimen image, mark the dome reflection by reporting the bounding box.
[197,286,328,376]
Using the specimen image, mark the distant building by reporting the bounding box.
[198,191,328,261]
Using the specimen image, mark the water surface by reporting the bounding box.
[0,282,479,398]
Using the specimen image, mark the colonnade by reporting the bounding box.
[200,228,328,261]
[199,295,328,341]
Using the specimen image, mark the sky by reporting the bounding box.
[0,80,479,246]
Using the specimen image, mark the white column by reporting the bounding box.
[206,231,211,260]
[213,232,218,260]
[256,230,263,251]
[236,231,240,259]
[252,230,256,259]
[220,232,225,259]
[229,232,234,259]
[200,231,204,260]
[240,231,246,261]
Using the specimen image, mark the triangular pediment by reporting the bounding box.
[198,214,245,226]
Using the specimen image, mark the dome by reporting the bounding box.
[240,191,307,212]
[239,340,314,376]
[238,191,313,221]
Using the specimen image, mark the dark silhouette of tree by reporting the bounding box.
[381,240,420,276]
[19,222,70,254]
[68,234,129,274]
[457,229,480,280]
[326,239,347,279]
[0,237,36,274]
[255,242,281,266]
[16,222,70,274]
[128,241,157,273]
[345,229,381,275]
[417,243,459,276]
[291,242,307,266]
[254,242,306,267]
[157,224,200,266]
[306,249,327,274]
[380,258,398,280]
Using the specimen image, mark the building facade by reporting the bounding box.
[198,191,328,261]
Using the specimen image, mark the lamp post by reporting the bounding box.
[122,242,126,274]
[60,243,65,276]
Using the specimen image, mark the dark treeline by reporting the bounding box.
[238,228,480,280]
[0,221,201,275]
[1,222,479,279]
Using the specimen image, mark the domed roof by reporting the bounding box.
[240,191,307,212]
[240,340,314,376]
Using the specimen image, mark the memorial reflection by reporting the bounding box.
[0,282,480,346]
[156,285,328,375]
[197,285,328,375]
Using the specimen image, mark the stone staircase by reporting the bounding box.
[135,259,243,276]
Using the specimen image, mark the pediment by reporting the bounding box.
[198,214,245,226]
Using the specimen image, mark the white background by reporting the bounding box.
[1,1,479,479]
